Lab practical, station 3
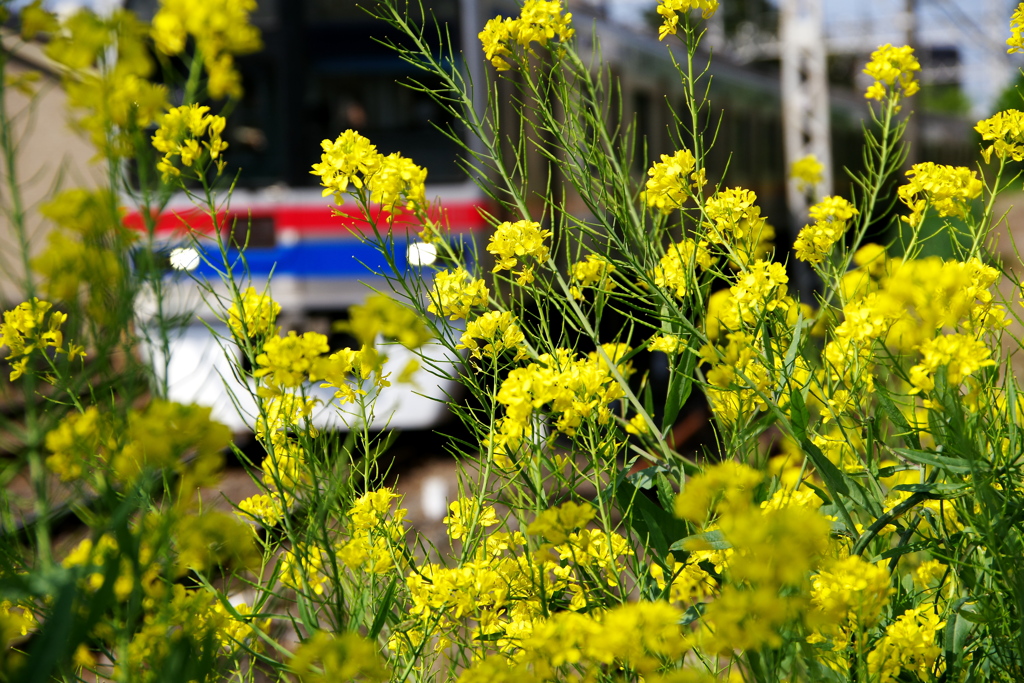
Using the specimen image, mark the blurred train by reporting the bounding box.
[124,0,975,434]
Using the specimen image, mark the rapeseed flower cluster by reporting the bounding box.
[458,311,527,361]
[652,239,714,298]
[151,104,228,182]
[31,189,128,323]
[897,162,982,227]
[227,286,280,338]
[339,293,433,349]
[644,149,700,213]
[700,329,806,424]
[490,344,633,462]
[290,631,389,683]
[819,248,1003,401]
[44,400,230,489]
[807,555,893,648]
[794,195,859,264]
[790,153,824,192]
[369,153,428,212]
[250,327,385,403]
[702,187,774,267]
[42,8,169,157]
[311,130,428,212]
[117,583,265,683]
[908,333,995,397]
[675,463,834,655]
[427,268,489,320]
[866,608,946,682]
[151,0,262,99]
[649,334,684,354]
[488,219,552,285]
[398,500,637,661]
[569,253,616,299]
[656,0,720,41]
[649,555,717,604]
[443,497,500,540]
[337,489,409,575]
[975,109,1024,162]
[1,299,81,380]
[238,395,315,524]
[525,500,594,544]
[253,331,331,389]
[478,0,574,71]
[460,602,689,682]
[1008,2,1024,53]
[836,252,1003,353]
[863,43,921,101]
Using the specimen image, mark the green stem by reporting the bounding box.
[0,36,52,568]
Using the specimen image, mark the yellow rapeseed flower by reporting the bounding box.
[651,239,713,298]
[569,254,616,299]
[1008,3,1024,53]
[311,130,381,201]
[908,333,995,397]
[1,299,78,380]
[151,104,228,182]
[487,219,552,283]
[367,152,428,213]
[526,501,595,544]
[427,268,489,320]
[866,608,945,682]
[863,44,920,101]
[974,109,1024,163]
[478,1,573,71]
[644,149,699,214]
[443,498,500,540]
[656,0,719,41]
[253,331,330,389]
[228,287,280,338]
[789,154,824,192]
[897,162,982,227]
[151,0,261,99]
[794,195,859,264]
[458,310,527,361]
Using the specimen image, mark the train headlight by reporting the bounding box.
[407,241,437,267]
[168,247,200,271]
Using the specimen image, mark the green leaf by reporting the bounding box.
[876,385,921,450]
[789,390,850,497]
[661,349,695,433]
[892,447,973,474]
[876,540,932,561]
[369,576,399,639]
[679,601,706,626]
[615,477,688,558]
[943,596,975,682]
[655,473,676,513]
[891,482,971,498]
[670,529,731,553]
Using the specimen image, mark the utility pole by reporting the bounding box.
[904,0,920,167]
[780,0,830,297]
[780,0,832,223]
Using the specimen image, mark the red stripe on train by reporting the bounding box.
[123,201,491,236]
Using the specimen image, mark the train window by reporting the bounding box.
[229,215,276,249]
[219,4,468,189]
[303,0,460,24]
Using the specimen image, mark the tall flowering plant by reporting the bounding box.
[296,0,1024,681]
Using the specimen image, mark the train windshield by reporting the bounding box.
[129,0,467,188]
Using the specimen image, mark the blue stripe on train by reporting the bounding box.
[191,238,409,278]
